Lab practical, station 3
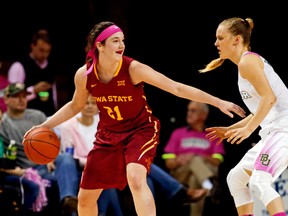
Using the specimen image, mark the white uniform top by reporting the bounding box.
[238,51,288,129]
[230,52,288,207]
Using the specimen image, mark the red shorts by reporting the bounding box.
[80,118,160,190]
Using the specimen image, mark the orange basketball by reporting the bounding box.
[22,127,60,164]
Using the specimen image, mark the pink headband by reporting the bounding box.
[84,24,123,76]
[95,24,122,43]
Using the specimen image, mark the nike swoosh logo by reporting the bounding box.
[91,84,97,87]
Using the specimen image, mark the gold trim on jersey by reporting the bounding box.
[113,59,123,77]
[138,120,159,161]
[93,58,123,80]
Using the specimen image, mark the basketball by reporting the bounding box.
[22,127,60,164]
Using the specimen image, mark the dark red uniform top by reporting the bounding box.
[86,56,158,133]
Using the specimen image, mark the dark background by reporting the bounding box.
[1,0,287,207]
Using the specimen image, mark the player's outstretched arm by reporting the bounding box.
[129,61,246,118]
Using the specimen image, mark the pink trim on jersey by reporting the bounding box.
[242,51,260,57]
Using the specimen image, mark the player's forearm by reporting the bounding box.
[228,114,253,130]
[42,101,80,129]
[245,97,275,132]
[176,83,222,107]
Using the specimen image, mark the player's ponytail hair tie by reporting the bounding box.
[243,19,250,28]
[84,25,122,76]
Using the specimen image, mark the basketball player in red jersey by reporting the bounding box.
[25,21,245,216]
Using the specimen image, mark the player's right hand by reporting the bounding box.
[23,125,49,139]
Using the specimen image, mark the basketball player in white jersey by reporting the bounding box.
[199,17,288,216]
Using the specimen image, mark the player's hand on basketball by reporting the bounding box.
[24,125,49,139]
[205,126,229,145]
[218,100,246,118]
[225,127,252,144]
[23,127,60,164]
[24,126,38,139]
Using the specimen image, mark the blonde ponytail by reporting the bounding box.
[199,58,225,73]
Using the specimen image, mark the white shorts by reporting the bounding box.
[235,117,288,182]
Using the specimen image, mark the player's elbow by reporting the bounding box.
[267,94,277,107]
[171,82,187,97]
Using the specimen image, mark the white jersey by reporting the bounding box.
[238,51,288,128]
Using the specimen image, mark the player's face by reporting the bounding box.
[214,25,235,60]
[100,32,125,61]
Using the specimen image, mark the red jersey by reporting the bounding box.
[86,56,158,132]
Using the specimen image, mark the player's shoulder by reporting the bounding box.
[76,64,87,75]
[241,51,262,61]
[74,64,89,84]
[128,57,150,73]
